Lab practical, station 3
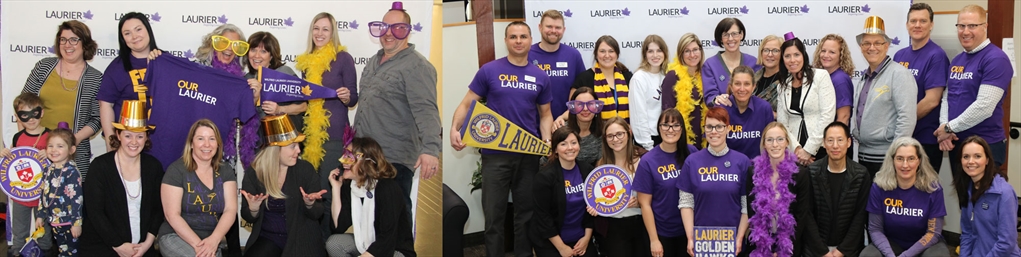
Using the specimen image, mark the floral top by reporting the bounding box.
[35,162,84,227]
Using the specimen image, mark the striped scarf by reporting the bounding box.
[592,65,629,122]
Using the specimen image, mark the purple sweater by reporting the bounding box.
[312,51,359,136]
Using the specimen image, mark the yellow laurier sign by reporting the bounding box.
[459,100,550,156]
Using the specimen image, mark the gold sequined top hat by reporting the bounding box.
[111,100,155,132]
[263,115,306,147]
[856,15,892,45]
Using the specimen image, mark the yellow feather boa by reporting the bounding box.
[668,58,706,148]
[295,43,346,169]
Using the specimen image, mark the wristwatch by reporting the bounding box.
[944,124,954,134]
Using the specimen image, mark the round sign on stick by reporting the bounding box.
[0,146,50,202]
[584,164,633,216]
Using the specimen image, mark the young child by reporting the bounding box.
[3,92,53,256]
[35,123,83,257]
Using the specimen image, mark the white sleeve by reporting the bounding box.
[630,71,655,149]
[806,71,836,155]
[948,84,1005,132]
[776,87,801,151]
[939,88,949,124]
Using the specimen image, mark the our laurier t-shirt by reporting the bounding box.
[676,149,749,227]
[159,159,236,237]
[866,184,946,250]
[468,57,553,155]
[560,165,585,243]
[98,56,150,122]
[893,40,949,144]
[946,42,1014,142]
[529,43,586,117]
[632,144,699,237]
[724,96,774,159]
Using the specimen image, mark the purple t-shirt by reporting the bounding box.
[632,144,699,237]
[724,96,774,159]
[866,184,946,250]
[676,149,749,227]
[561,165,586,243]
[468,57,553,155]
[98,56,150,122]
[894,40,949,144]
[947,43,1014,143]
[529,43,586,117]
[146,55,257,169]
[829,69,854,109]
[702,52,761,104]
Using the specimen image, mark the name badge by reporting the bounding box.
[524,75,536,82]
[556,62,568,68]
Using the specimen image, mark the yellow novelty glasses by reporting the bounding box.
[211,35,249,56]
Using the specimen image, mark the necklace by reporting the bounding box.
[114,151,142,200]
[57,60,81,91]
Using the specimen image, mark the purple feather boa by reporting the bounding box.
[748,150,799,257]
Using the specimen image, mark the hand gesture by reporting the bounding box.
[714,94,733,107]
[146,49,162,61]
[113,243,136,257]
[195,237,220,257]
[450,129,467,151]
[300,187,327,206]
[415,154,439,180]
[572,239,589,256]
[35,218,45,231]
[240,190,268,210]
[328,168,344,188]
[337,88,351,105]
[1,148,13,160]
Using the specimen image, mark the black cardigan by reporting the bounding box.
[799,158,872,257]
[571,68,634,90]
[78,151,165,256]
[743,165,808,257]
[240,160,326,256]
[332,178,416,257]
[530,161,595,246]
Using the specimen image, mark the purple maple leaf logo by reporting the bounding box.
[83,10,93,20]
[413,22,422,32]
[622,8,631,16]
[47,46,55,54]
[862,4,871,13]
[350,20,359,29]
[218,15,228,24]
[184,49,195,59]
[151,12,161,22]
[284,17,294,26]
[891,37,901,45]
[739,5,749,14]
[800,5,810,13]
[563,9,573,17]
[680,7,689,15]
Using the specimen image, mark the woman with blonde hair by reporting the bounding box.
[752,35,782,111]
[812,34,856,125]
[240,115,327,256]
[630,34,669,150]
[862,137,950,257]
[660,33,707,148]
[744,122,805,257]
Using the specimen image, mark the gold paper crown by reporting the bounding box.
[263,115,305,147]
[111,100,155,132]
[856,15,891,44]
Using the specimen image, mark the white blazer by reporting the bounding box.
[776,68,836,155]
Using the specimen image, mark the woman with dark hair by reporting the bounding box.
[97,12,161,152]
[705,18,761,107]
[22,20,102,177]
[531,126,596,257]
[722,66,774,159]
[79,100,164,257]
[775,33,836,166]
[589,117,650,256]
[955,136,1020,257]
[325,137,415,257]
[245,31,305,147]
[630,34,668,150]
[660,33,707,148]
[556,35,632,126]
[634,108,698,257]
[678,107,749,257]
[554,87,604,166]
[743,122,803,257]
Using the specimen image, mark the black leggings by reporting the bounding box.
[243,236,283,257]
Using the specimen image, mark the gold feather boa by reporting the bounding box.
[668,58,706,148]
[295,43,346,169]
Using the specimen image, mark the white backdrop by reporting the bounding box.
[2,0,433,245]
[524,0,911,78]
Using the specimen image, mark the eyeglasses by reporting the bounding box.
[683,49,701,56]
[566,100,604,114]
[894,156,919,164]
[659,123,682,132]
[704,124,728,132]
[368,21,412,40]
[16,107,42,122]
[605,131,627,141]
[211,35,249,56]
[955,23,985,31]
[762,48,781,55]
[860,41,887,49]
[825,137,847,145]
[59,37,81,46]
[722,31,743,39]
[764,137,787,145]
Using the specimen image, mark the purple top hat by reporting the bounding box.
[391,1,405,11]
[784,32,797,42]
[57,122,70,130]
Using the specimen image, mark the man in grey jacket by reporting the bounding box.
[354,2,441,213]
[852,15,917,176]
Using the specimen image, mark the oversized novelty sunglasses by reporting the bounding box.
[16,107,42,122]
[211,35,249,56]
[367,21,412,40]
[566,100,604,114]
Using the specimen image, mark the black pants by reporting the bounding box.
[533,239,597,257]
[860,160,883,178]
[657,235,691,257]
[243,236,283,257]
[921,143,944,173]
[596,216,651,257]
[481,154,539,257]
